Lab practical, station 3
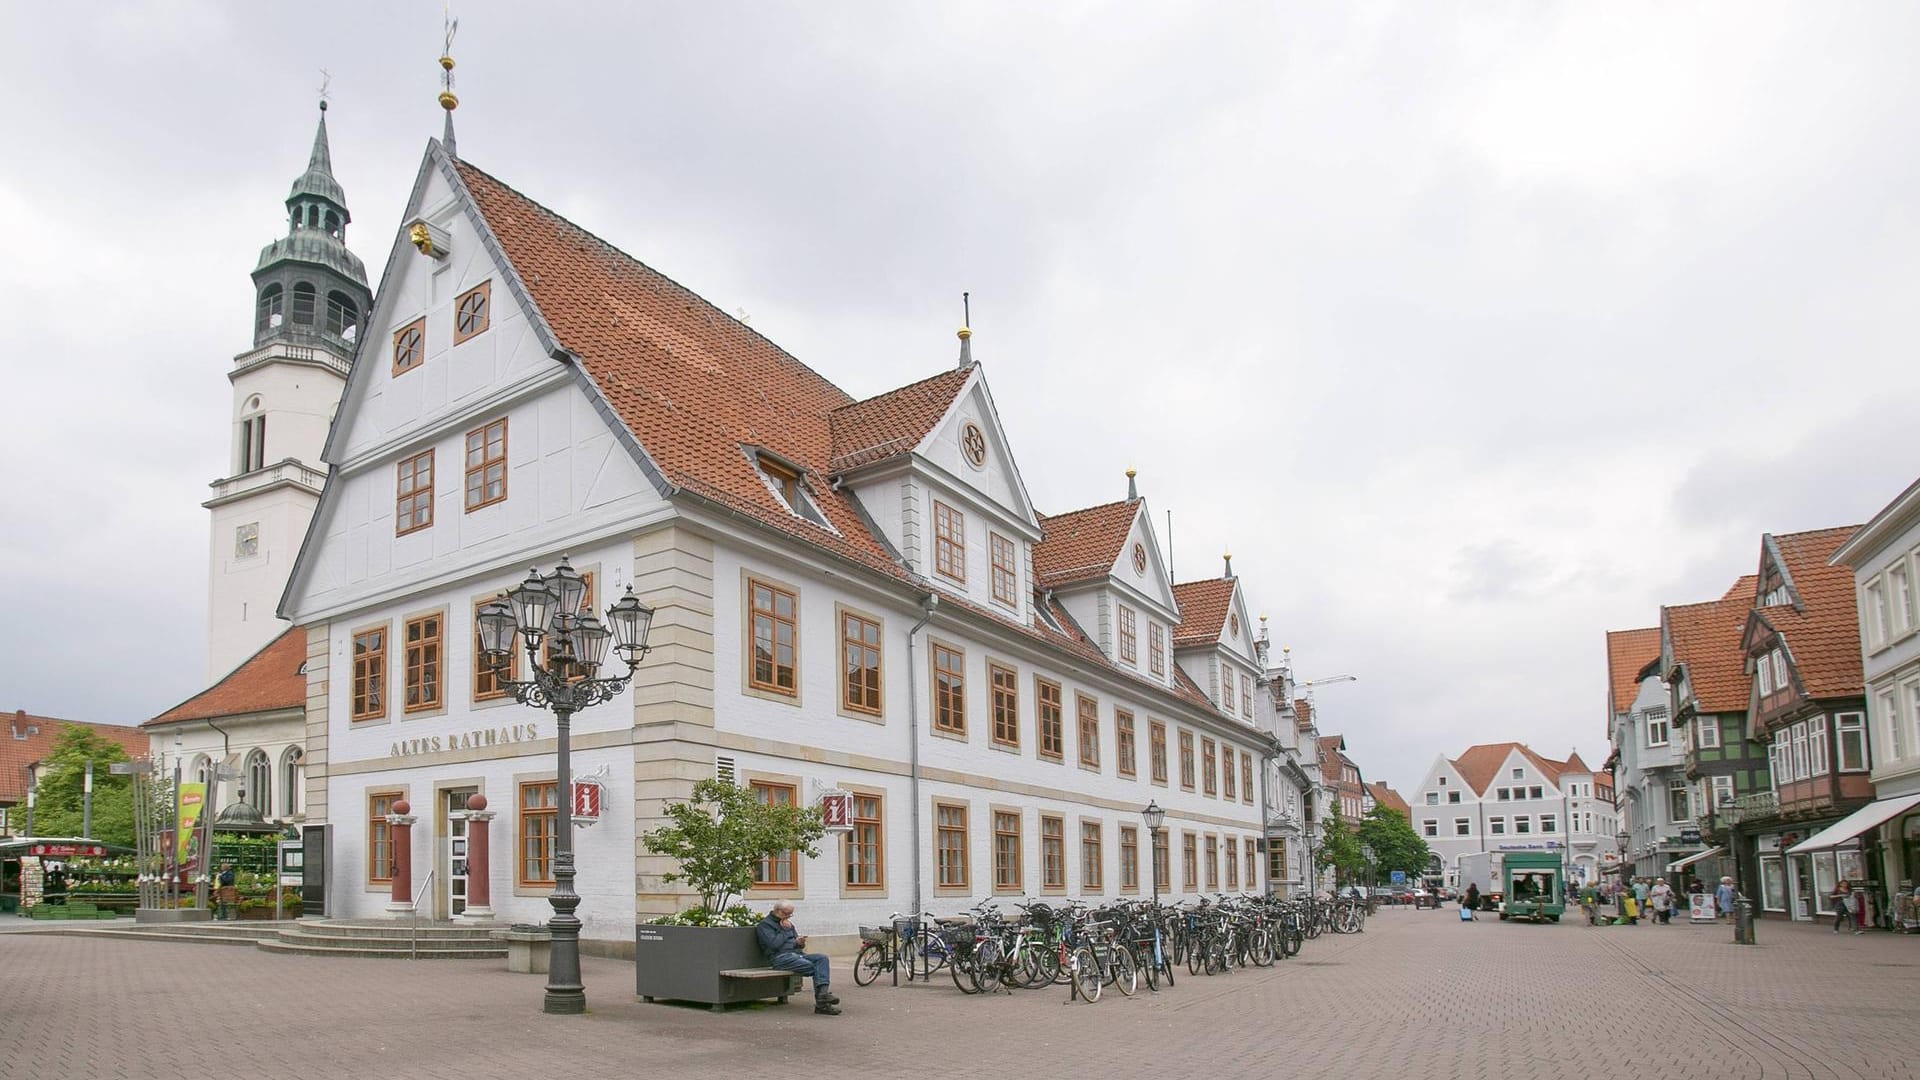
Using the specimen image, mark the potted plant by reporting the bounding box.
[634,778,826,1008]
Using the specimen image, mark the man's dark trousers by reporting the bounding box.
[770,950,831,989]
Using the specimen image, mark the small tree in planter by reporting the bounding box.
[635,778,827,1009]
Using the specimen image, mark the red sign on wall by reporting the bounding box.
[571,781,602,822]
[29,844,105,857]
[820,791,853,831]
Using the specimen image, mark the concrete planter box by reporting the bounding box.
[634,924,797,1010]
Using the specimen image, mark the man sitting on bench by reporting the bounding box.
[756,901,840,1015]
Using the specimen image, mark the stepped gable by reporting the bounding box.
[148,628,306,726]
[1750,526,1865,699]
[827,367,974,473]
[450,158,903,581]
[1664,576,1757,714]
[1170,578,1235,647]
[1034,500,1140,588]
[1604,626,1661,716]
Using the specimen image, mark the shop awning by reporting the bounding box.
[1785,792,1920,855]
[1665,847,1723,873]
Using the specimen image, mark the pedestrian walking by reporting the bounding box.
[1715,877,1736,922]
[1831,882,1854,934]
[1632,877,1650,919]
[1651,880,1674,925]
[1579,882,1599,926]
[1464,883,1480,921]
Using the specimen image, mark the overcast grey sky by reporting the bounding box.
[3,3,1917,796]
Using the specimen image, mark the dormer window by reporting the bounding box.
[755,452,828,527]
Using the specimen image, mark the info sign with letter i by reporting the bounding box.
[571,778,603,828]
[820,791,854,833]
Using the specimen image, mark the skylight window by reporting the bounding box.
[753,450,827,527]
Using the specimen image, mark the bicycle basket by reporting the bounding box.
[858,926,890,944]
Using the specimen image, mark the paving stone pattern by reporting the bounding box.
[1,909,1913,1080]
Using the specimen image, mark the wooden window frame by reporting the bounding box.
[1119,825,1140,893]
[989,531,1017,607]
[1081,820,1104,892]
[751,781,800,889]
[368,790,402,885]
[391,317,426,376]
[839,608,883,718]
[1040,814,1067,893]
[1241,673,1252,716]
[1077,693,1100,769]
[1152,828,1171,890]
[473,596,518,703]
[1037,677,1064,761]
[1118,606,1137,664]
[1150,720,1168,784]
[992,808,1023,893]
[1221,742,1236,801]
[932,642,967,737]
[935,800,971,893]
[1179,730,1196,790]
[989,662,1020,749]
[1149,623,1165,676]
[463,417,508,512]
[1116,710,1137,778]
[747,576,800,698]
[1241,751,1255,805]
[842,790,885,892]
[395,449,434,536]
[453,280,492,344]
[933,501,966,583]
[517,780,558,888]
[1205,834,1219,889]
[351,623,388,723]
[402,611,445,716]
[1182,832,1198,890]
[1202,737,1218,796]
[1225,836,1239,889]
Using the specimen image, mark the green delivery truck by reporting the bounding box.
[1499,852,1565,923]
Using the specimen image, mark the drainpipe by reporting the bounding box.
[904,593,938,919]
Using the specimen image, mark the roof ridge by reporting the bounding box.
[451,157,856,408]
[1039,497,1136,522]
[832,364,976,414]
[1772,523,1865,542]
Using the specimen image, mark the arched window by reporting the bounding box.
[291,282,316,326]
[326,291,359,342]
[191,754,211,786]
[280,747,304,818]
[245,749,271,814]
[324,211,341,237]
[255,284,284,335]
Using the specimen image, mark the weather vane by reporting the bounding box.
[317,68,332,110]
[440,7,460,106]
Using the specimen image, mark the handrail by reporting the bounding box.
[411,870,436,961]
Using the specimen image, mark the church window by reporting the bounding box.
[392,319,425,375]
[454,281,492,343]
[395,450,434,535]
[326,291,359,342]
[244,749,270,814]
[279,747,303,818]
[464,418,508,511]
[324,211,341,237]
[291,282,316,326]
[255,285,284,335]
[239,414,267,473]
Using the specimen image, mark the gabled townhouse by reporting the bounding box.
[1606,625,1673,879]
[1252,647,1319,896]
[1414,743,1617,887]
[1828,476,1920,906]
[1318,735,1365,826]
[1657,577,1758,886]
[277,130,1280,946]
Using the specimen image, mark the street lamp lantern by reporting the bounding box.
[1142,800,1166,833]
[491,556,655,1016]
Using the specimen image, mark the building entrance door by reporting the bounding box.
[441,787,477,919]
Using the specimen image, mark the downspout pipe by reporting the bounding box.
[905,593,938,919]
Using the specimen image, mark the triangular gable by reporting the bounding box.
[913,371,1039,530]
[1102,501,1178,619]
[1217,579,1259,665]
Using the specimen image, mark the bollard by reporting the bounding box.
[1733,896,1756,945]
[386,800,417,915]
[463,793,495,920]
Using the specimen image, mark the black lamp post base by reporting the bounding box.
[542,987,586,1014]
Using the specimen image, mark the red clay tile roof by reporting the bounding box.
[828,367,974,473]
[1664,576,1758,714]
[1,711,148,804]
[1562,751,1590,775]
[1449,743,1570,796]
[1604,627,1661,718]
[1034,500,1142,589]
[149,628,307,727]
[1365,781,1410,816]
[1751,526,1864,699]
[1171,578,1236,647]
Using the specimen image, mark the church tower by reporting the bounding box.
[203,100,371,680]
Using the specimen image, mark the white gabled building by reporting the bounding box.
[1413,743,1619,888]
[279,130,1280,947]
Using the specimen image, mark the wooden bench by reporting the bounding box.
[712,968,802,1012]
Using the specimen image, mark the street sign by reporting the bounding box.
[820,791,854,832]
[1390,870,1406,886]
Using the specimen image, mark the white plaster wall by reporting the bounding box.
[208,486,314,680]
[145,714,307,822]
[229,362,344,476]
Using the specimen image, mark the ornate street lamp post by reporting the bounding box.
[1142,801,1166,908]
[476,556,655,1016]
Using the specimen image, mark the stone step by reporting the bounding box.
[255,939,504,960]
[25,927,264,947]
[290,920,505,941]
[271,928,505,951]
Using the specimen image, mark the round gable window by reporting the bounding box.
[1229,612,1240,638]
[961,422,987,468]
[1132,543,1147,576]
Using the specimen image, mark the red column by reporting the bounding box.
[386,800,417,915]
[463,793,495,920]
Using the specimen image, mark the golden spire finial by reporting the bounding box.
[438,8,460,111]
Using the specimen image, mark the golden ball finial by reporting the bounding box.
[957,326,972,340]
[440,55,456,71]
[439,90,459,111]
[1125,468,1137,479]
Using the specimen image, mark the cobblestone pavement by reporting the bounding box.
[2,908,1914,1080]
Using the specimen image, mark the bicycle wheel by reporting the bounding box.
[1250,928,1274,967]
[973,940,1004,994]
[1110,945,1138,997]
[854,941,886,986]
[951,945,981,994]
[1021,943,1057,988]
[1135,945,1158,992]
[1071,945,1102,1003]
[1186,936,1205,975]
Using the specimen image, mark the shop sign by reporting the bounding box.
[1680,827,1702,845]
[571,779,603,825]
[820,791,854,832]
[28,843,104,857]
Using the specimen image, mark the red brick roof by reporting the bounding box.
[1170,578,1236,647]
[1034,500,1140,588]
[1,711,148,805]
[1604,627,1661,718]
[1664,576,1757,714]
[1450,742,1571,797]
[149,628,307,727]
[1365,781,1410,816]
[1751,526,1864,699]
[828,367,974,473]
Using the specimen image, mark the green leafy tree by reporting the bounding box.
[1316,811,1367,886]
[27,726,136,848]
[1356,805,1431,883]
[641,778,827,917]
